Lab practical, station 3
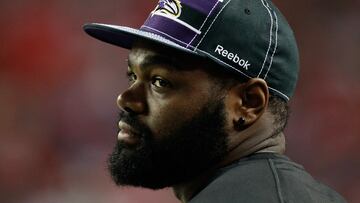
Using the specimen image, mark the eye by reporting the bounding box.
[127,71,137,84]
[151,76,171,88]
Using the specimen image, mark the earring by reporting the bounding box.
[234,117,246,131]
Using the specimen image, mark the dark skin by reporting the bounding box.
[117,41,285,203]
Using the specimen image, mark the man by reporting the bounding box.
[84,0,347,202]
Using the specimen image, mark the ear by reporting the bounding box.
[226,78,269,131]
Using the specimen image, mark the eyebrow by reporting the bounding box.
[127,54,180,72]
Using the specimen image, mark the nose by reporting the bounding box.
[117,84,147,115]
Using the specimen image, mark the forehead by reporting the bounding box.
[128,47,171,68]
[128,44,157,64]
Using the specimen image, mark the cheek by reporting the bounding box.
[145,98,206,138]
[143,71,215,138]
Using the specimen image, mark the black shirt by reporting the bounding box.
[189,153,347,203]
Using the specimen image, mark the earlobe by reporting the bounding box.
[233,117,246,131]
[227,78,269,131]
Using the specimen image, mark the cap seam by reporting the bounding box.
[257,0,274,78]
[194,0,232,51]
[268,87,289,100]
[264,10,279,79]
[186,0,220,48]
[151,12,201,34]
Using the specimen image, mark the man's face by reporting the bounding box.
[108,43,229,189]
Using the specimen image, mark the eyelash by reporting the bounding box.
[151,76,171,88]
[126,72,171,89]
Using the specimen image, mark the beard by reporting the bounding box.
[108,99,228,189]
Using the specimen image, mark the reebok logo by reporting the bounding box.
[214,45,250,70]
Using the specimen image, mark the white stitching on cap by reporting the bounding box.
[186,0,220,48]
[141,25,196,50]
[257,0,273,77]
[194,0,232,51]
[152,12,201,34]
[264,10,278,79]
[269,87,289,100]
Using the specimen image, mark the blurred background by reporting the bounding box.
[0,0,359,202]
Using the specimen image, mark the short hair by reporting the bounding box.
[267,95,290,137]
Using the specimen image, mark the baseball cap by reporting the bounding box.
[83,0,299,101]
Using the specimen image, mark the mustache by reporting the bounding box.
[118,110,151,137]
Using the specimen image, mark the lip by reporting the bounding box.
[118,121,141,145]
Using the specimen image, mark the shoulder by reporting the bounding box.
[189,153,347,203]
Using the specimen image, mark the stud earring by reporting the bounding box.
[234,117,246,131]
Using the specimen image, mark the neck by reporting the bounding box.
[172,112,285,202]
[223,111,285,161]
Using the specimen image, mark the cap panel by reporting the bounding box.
[260,0,299,99]
[140,0,224,50]
[181,0,221,15]
[195,0,273,78]
[140,14,199,45]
